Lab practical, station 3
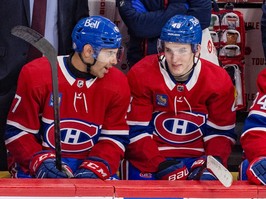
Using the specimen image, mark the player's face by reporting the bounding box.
[90,48,119,78]
[164,42,195,77]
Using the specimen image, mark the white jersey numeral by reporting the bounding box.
[257,95,266,110]
[11,94,21,113]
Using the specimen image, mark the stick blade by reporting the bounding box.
[11,25,56,57]
[207,155,233,187]
[11,25,42,45]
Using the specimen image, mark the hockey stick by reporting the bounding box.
[11,26,62,171]
[207,155,233,187]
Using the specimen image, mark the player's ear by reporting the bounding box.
[82,44,94,58]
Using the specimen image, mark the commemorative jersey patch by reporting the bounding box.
[156,94,168,107]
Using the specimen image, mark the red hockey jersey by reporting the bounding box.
[126,55,237,172]
[5,56,130,175]
[241,68,266,162]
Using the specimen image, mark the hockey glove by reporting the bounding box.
[155,160,188,180]
[187,156,218,180]
[131,0,147,13]
[29,151,73,178]
[74,157,111,180]
[246,157,266,185]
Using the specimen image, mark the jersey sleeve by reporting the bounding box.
[203,68,237,166]
[89,72,131,175]
[240,69,266,162]
[125,67,165,172]
[117,0,188,38]
[5,62,46,172]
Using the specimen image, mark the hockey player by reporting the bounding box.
[117,0,219,68]
[239,68,266,185]
[121,15,237,180]
[5,16,131,179]
[0,0,89,171]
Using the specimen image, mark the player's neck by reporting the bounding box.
[71,52,87,73]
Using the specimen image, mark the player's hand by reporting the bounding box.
[131,0,147,13]
[187,156,218,180]
[155,160,188,180]
[247,157,266,185]
[29,151,73,178]
[74,157,111,180]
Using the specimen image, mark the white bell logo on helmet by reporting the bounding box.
[84,18,100,29]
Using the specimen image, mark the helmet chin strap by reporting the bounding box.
[78,52,97,73]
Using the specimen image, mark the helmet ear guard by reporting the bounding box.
[191,44,198,53]
[157,39,165,56]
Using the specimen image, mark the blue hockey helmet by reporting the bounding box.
[72,16,122,57]
[160,15,202,45]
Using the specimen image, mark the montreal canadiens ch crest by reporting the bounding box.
[154,112,205,144]
[45,119,99,152]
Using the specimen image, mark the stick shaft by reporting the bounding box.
[11,26,62,170]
